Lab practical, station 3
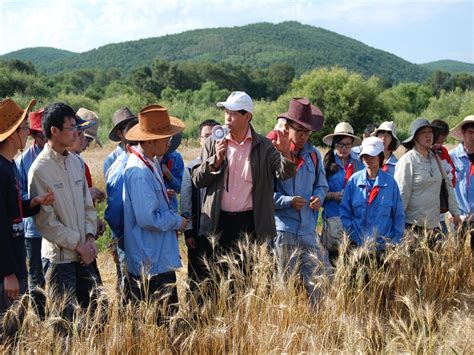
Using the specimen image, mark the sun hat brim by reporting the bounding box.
[125,116,185,141]
[322,133,362,147]
[450,115,474,141]
[0,99,36,142]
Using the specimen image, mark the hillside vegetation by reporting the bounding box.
[1,21,429,83]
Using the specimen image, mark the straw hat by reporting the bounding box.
[322,122,362,146]
[371,121,400,149]
[125,104,185,141]
[450,115,474,141]
[0,98,36,142]
[76,107,101,146]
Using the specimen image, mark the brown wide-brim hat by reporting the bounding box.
[322,122,362,146]
[109,107,137,142]
[278,97,324,132]
[0,98,36,142]
[450,115,474,141]
[125,104,185,141]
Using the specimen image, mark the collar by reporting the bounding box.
[452,142,469,159]
[385,153,398,165]
[45,142,69,163]
[413,146,434,160]
[227,126,252,145]
[335,154,354,169]
[355,169,387,188]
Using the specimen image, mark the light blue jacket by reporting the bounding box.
[162,151,184,211]
[450,143,474,216]
[274,144,328,240]
[340,169,405,249]
[104,150,128,239]
[103,144,126,178]
[15,143,43,238]
[123,149,182,276]
[383,154,398,176]
[322,154,363,219]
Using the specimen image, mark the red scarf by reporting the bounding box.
[470,163,474,177]
[368,185,379,205]
[343,163,354,188]
[381,164,388,172]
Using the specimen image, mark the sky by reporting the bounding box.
[0,0,472,64]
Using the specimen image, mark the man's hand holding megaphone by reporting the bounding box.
[212,138,228,170]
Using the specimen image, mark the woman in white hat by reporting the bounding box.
[372,121,400,176]
[394,118,461,244]
[321,122,363,265]
[340,137,405,252]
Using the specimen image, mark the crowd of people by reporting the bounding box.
[0,92,473,336]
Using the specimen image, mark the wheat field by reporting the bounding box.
[1,144,473,353]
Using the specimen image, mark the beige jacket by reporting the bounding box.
[394,148,460,229]
[29,143,96,263]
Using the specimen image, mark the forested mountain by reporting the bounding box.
[1,47,77,67]
[421,60,474,75]
[1,21,430,83]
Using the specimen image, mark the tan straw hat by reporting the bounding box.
[322,122,362,146]
[0,98,36,142]
[125,104,185,141]
[371,121,400,149]
[76,107,101,146]
[450,115,474,141]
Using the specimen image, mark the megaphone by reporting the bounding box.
[211,125,230,141]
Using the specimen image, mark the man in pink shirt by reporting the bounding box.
[192,91,296,253]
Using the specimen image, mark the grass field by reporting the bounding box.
[1,143,473,353]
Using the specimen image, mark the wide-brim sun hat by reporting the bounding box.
[322,122,362,146]
[0,98,36,142]
[108,107,137,142]
[359,136,384,158]
[401,117,441,148]
[277,97,324,132]
[450,115,474,141]
[28,108,44,134]
[371,121,400,149]
[76,107,102,146]
[125,104,185,141]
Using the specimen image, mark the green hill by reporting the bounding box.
[421,60,474,74]
[1,47,77,67]
[1,21,430,83]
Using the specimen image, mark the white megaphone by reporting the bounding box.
[211,125,230,141]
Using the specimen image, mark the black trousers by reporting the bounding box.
[187,236,213,284]
[216,210,255,252]
[124,271,178,320]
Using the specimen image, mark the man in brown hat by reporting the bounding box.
[272,97,330,305]
[103,107,137,177]
[29,102,100,323]
[0,98,54,329]
[122,104,188,313]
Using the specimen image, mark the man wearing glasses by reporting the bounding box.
[29,103,100,325]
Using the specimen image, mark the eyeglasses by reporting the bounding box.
[62,126,78,132]
[335,142,352,149]
[289,124,311,136]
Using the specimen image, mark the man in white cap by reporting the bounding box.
[449,114,474,251]
[192,91,296,259]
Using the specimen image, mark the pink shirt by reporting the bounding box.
[221,128,253,212]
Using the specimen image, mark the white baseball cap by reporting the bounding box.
[216,91,253,113]
[359,136,384,158]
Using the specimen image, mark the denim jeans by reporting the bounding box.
[25,238,46,318]
[42,259,102,322]
[274,231,331,305]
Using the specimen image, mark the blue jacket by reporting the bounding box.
[123,148,182,276]
[103,144,126,178]
[322,154,363,219]
[274,144,328,240]
[15,143,43,238]
[450,143,474,215]
[162,151,184,211]
[104,150,128,239]
[340,169,405,249]
[383,154,398,176]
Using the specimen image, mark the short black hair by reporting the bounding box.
[461,122,474,132]
[42,102,76,139]
[431,119,450,136]
[198,119,219,135]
